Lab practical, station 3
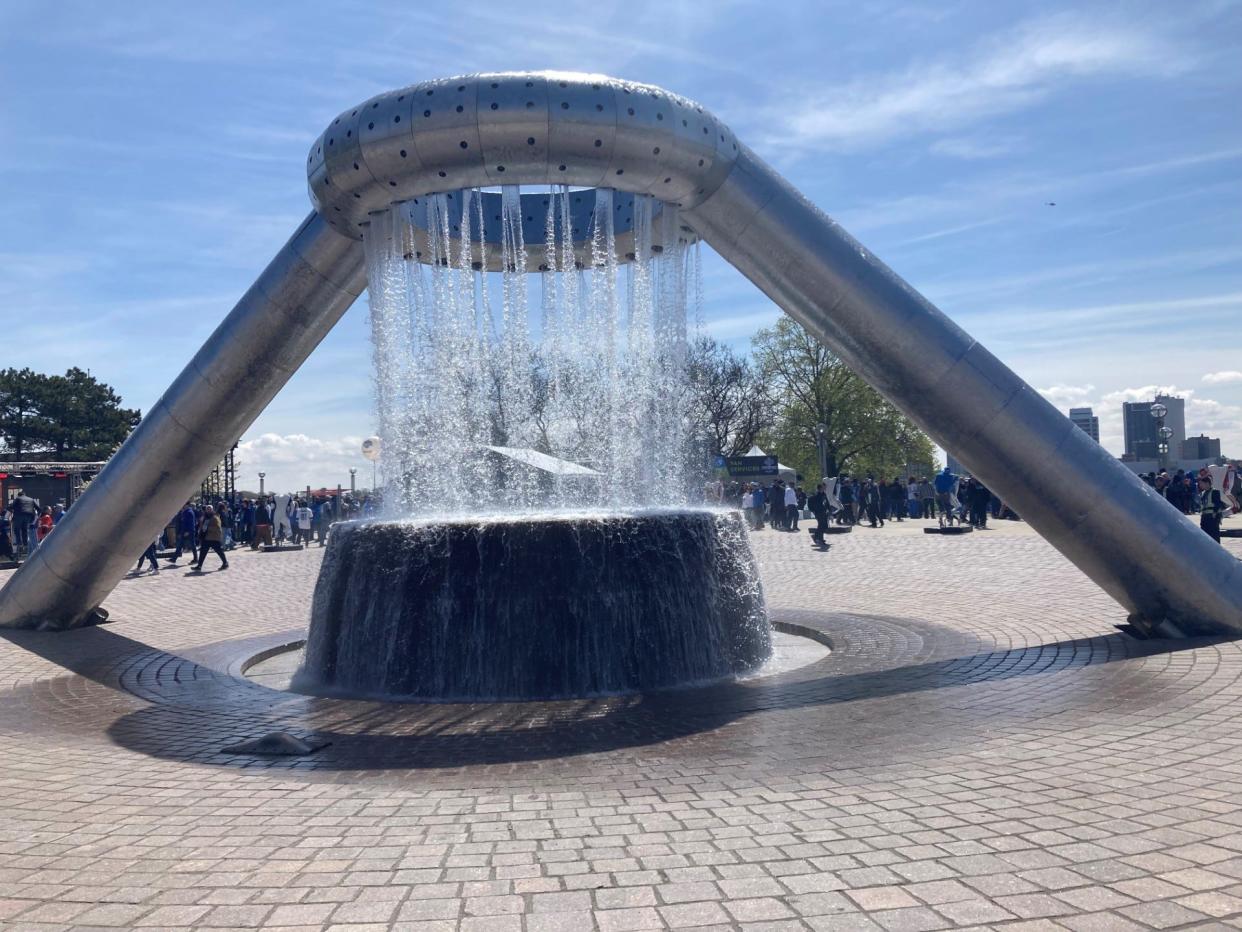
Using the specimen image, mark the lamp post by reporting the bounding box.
[349,467,357,496]
[258,471,265,496]
[815,423,827,480]
[1150,402,1169,473]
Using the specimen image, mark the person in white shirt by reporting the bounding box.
[784,483,799,531]
[294,501,314,546]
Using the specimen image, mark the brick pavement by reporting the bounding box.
[0,516,1241,930]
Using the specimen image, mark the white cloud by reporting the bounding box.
[1037,383,1096,409]
[929,135,1022,160]
[772,13,1183,152]
[236,433,370,495]
[1203,371,1242,384]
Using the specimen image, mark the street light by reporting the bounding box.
[258,471,265,496]
[1150,403,1169,472]
[815,423,827,480]
[349,467,357,495]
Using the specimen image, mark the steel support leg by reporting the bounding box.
[686,147,1242,636]
[0,213,365,629]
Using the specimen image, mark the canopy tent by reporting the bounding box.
[742,445,799,485]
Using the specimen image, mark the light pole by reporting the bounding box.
[1150,402,1169,473]
[258,471,265,496]
[815,423,827,480]
[349,467,357,496]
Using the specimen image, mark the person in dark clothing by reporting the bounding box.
[1200,476,1225,543]
[888,478,905,521]
[967,478,991,528]
[839,478,856,525]
[193,506,229,571]
[863,479,883,528]
[808,483,830,547]
[134,536,160,575]
[0,511,15,562]
[7,493,38,553]
[168,504,198,564]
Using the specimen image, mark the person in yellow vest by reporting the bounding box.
[1199,475,1225,543]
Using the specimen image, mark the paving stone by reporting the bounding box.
[0,526,1239,932]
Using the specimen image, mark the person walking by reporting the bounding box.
[808,482,830,548]
[193,506,229,571]
[839,477,856,525]
[863,478,883,528]
[134,535,161,575]
[252,498,273,549]
[168,503,197,564]
[751,484,765,530]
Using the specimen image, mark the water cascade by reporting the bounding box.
[297,185,771,701]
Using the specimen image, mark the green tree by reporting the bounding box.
[751,316,935,480]
[0,368,53,460]
[0,367,140,462]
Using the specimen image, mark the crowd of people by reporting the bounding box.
[141,493,373,574]
[0,488,374,571]
[723,467,1014,540]
[1142,466,1241,543]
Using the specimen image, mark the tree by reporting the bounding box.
[687,335,771,457]
[0,367,140,462]
[751,317,935,480]
[0,368,52,461]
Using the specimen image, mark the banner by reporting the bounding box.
[724,455,778,478]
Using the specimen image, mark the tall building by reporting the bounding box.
[1068,407,1100,442]
[1123,394,1185,458]
[1182,435,1221,460]
[946,453,964,475]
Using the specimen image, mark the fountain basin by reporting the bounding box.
[294,509,770,701]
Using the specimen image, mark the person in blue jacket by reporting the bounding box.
[933,466,959,527]
[167,503,198,564]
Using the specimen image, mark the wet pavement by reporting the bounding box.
[1,516,1241,930]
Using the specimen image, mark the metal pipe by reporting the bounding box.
[683,145,1242,636]
[0,213,365,629]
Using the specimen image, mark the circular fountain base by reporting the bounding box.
[294,510,770,702]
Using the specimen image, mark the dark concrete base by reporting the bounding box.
[296,510,771,702]
[262,544,305,552]
[824,526,853,534]
[1221,528,1242,538]
[925,526,974,535]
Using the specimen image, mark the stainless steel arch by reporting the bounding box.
[2,70,1238,635]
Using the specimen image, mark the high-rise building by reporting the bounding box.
[1068,407,1100,442]
[1182,435,1221,460]
[946,453,964,475]
[1123,394,1185,458]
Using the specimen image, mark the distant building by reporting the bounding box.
[1068,407,1100,442]
[1122,394,1185,458]
[946,453,964,475]
[1182,434,1221,460]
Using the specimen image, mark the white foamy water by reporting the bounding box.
[363,186,702,517]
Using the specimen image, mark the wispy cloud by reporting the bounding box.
[1204,371,1242,384]
[929,135,1022,160]
[772,13,1185,152]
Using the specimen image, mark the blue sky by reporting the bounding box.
[2,0,1240,491]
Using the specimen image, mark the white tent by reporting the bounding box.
[744,445,799,485]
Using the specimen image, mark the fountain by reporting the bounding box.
[295,180,771,701]
[4,71,1239,643]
